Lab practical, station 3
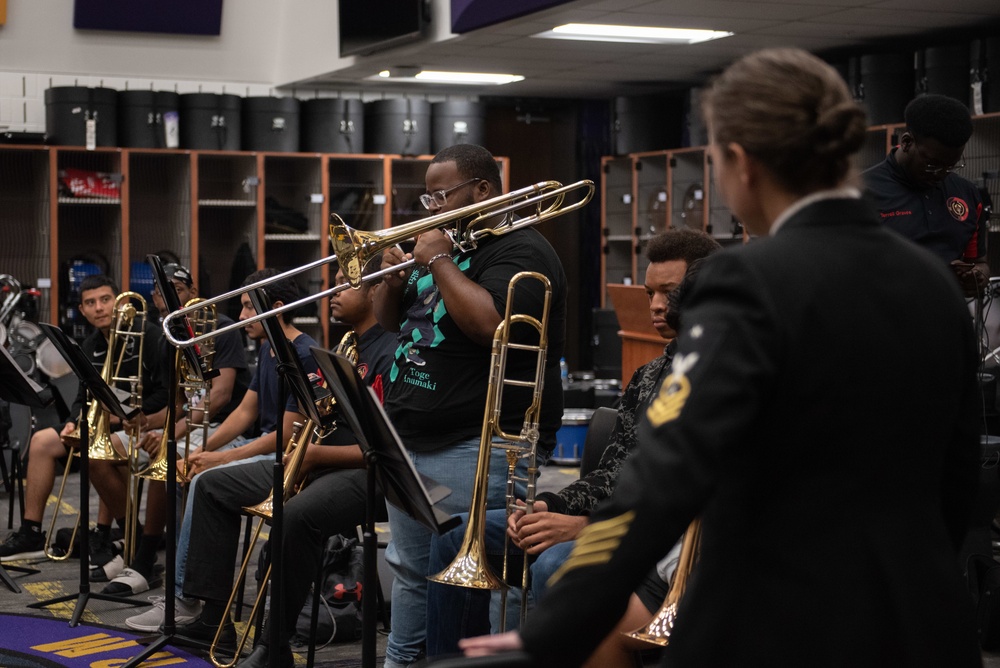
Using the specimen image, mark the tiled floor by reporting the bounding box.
[3,459,1000,667]
[0,457,579,667]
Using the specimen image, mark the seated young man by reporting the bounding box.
[425,230,720,663]
[118,268,315,622]
[0,274,167,570]
[93,263,251,595]
[125,265,395,668]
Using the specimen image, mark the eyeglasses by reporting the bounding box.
[419,178,482,210]
[924,158,965,176]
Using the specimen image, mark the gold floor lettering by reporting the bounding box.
[91,654,187,667]
[31,633,188,665]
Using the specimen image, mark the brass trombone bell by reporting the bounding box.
[162,179,594,349]
[623,518,702,647]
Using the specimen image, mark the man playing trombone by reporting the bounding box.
[374,143,568,668]
[126,263,396,668]
[0,274,168,572]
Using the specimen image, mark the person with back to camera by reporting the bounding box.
[864,93,990,296]
[374,143,567,668]
[459,48,983,668]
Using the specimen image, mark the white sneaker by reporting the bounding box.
[125,595,203,632]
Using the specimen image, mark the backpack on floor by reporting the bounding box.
[291,535,364,646]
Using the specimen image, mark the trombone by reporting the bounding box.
[46,291,147,561]
[209,330,358,667]
[623,518,702,647]
[163,179,594,349]
[208,419,314,668]
[177,298,217,481]
[428,271,552,629]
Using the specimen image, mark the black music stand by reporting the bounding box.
[27,323,147,623]
[248,287,335,668]
[122,254,215,668]
[311,345,461,668]
[0,344,50,592]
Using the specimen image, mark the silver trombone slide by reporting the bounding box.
[162,179,594,349]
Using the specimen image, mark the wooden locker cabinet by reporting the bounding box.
[387,155,510,229]
[0,146,510,348]
[600,112,1000,298]
[600,155,634,307]
[0,147,51,321]
[599,148,710,306]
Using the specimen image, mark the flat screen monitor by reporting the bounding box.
[339,0,426,57]
[74,0,224,36]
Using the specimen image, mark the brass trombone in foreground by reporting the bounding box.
[162,179,594,349]
[46,291,147,561]
[623,518,702,647]
[428,271,552,629]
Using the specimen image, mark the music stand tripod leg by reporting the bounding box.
[25,395,148,622]
[0,561,41,593]
[121,371,182,668]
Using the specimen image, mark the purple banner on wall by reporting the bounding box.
[451,0,570,34]
[74,0,224,36]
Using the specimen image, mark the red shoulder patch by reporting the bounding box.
[947,197,970,222]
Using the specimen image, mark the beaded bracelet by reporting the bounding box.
[426,252,452,270]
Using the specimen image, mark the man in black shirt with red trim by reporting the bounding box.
[864,94,989,296]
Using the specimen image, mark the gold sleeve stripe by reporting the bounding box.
[565,538,623,558]
[547,511,635,587]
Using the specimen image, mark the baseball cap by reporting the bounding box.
[162,263,193,287]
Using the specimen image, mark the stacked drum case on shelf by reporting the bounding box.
[431,101,485,154]
[858,53,915,125]
[242,96,301,152]
[301,98,364,154]
[920,45,970,106]
[179,93,242,151]
[44,86,118,147]
[364,99,431,155]
[117,90,181,149]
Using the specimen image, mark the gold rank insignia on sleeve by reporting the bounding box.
[547,510,635,587]
[646,352,699,427]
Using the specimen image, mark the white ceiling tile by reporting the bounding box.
[276,0,998,98]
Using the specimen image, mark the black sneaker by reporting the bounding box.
[174,618,237,653]
[0,527,46,562]
[89,528,120,567]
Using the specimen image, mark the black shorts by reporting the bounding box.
[634,565,670,613]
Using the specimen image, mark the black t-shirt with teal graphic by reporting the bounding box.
[384,227,566,453]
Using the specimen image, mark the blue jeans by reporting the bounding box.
[384,438,530,667]
[425,511,572,657]
[174,435,260,599]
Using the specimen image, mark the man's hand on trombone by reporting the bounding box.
[507,499,588,555]
[380,245,414,289]
[185,448,231,478]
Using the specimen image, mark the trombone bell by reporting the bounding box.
[623,518,702,647]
